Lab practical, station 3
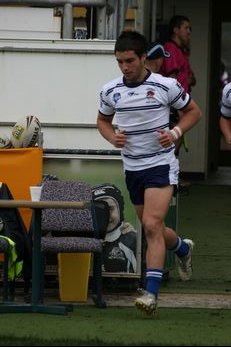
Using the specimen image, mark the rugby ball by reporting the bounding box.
[11,115,41,148]
[0,131,11,148]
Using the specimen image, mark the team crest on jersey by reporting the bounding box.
[146,88,155,102]
[113,92,121,103]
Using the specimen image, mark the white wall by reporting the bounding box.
[0,7,61,39]
[0,39,120,150]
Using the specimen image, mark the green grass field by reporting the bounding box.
[0,306,230,346]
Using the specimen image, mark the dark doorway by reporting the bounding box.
[209,1,231,169]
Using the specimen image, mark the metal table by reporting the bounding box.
[0,199,89,314]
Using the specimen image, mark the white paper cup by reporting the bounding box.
[30,186,42,201]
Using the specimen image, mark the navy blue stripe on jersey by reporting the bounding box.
[116,104,162,112]
[100,97,112,108]
[105,83,124,96]
[123,146,175,159]
[225,88,231,98]
[222,102,231,111]
[124,123,169,135]
[179,96,191,110]
[169,90,184,105]
[98,111,114,117]
[143,81,169,92]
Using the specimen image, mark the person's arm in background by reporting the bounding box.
[220,116,231,145]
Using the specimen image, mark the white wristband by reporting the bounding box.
[173,126,182,138]
[169,129,179,141]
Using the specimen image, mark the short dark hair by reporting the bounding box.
[114,30,148,58]
[168,15,190,37]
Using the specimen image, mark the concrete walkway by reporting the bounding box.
[86,293,231,309]
[39,286,231,309]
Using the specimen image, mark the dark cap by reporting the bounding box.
[146,42,170,60]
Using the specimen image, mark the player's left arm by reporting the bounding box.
[159,99,201,148]
[176,99,202,134]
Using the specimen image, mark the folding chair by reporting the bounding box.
[39,180,106,308]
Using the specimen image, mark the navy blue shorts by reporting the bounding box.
[125,164,178,205]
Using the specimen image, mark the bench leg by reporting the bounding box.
[91,253,106,308]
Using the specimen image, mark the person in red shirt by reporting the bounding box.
[161,15,196,156]
[161,15,196,93]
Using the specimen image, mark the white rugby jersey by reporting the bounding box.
[99,71,191,171]
[221,82,231,118]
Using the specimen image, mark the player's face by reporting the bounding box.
[176,20,191,49]
[115,50,147,84]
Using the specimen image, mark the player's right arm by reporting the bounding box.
[97,112,126,148]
